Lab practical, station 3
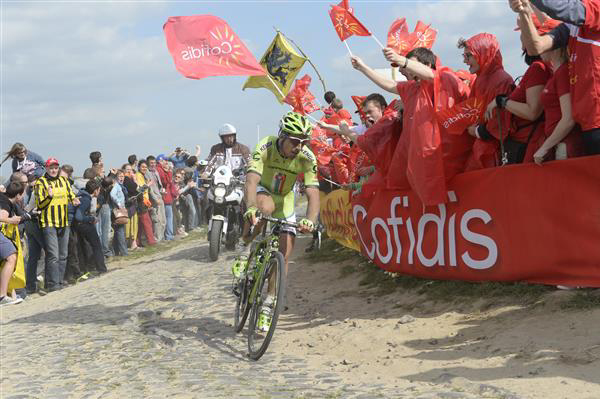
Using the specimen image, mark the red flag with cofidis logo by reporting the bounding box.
[329,4,371,41]
[163,15,265,79]
[387,18,437,56]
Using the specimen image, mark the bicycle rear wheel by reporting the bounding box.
[247,251,286,360]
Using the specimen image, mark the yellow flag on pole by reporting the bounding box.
[242,32,307,102]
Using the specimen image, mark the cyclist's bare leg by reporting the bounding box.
[241,193,274,244]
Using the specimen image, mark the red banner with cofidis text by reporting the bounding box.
[351,155,600,287]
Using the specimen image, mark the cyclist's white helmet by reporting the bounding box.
[219,123,237,136]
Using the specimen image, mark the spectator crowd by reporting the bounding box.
[0,144,209,305]
[306,0,600,207]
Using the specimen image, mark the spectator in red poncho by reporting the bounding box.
[350,47,473,205]
[321,96,353,148]
[459,33,515,170]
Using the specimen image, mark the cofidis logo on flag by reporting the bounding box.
[181,26,244,67]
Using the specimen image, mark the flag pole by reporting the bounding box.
[266,74,286,100]
[305,113,320,124]
[274,27,328,93]
[343,40,353,57]
[371,35,385,49]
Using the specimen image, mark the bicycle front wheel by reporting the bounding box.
[247,251,286,360]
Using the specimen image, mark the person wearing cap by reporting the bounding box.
[206,124,250,176]
[482,12,555,164]
[34,158,80,292]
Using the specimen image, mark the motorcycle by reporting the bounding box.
[204,156,245,261]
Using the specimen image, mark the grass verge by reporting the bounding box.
[308,238,600,309]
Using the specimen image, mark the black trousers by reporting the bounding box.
[75,223,107,273]
[583,128,600,155]
[65,229,82,280]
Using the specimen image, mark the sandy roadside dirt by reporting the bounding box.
[1,235,599,398]
[283,242,600,399]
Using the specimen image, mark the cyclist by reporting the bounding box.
[233,111,320,332]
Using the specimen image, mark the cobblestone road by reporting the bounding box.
[1,241,520,399]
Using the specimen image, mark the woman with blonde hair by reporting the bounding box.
[122,164,140,251]
[135,161,156,246]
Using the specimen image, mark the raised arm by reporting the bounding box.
[382,48,435,81]
[350,56,399,94]
[517,6,556,55]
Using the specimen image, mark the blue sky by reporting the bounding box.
[1,0,522,176]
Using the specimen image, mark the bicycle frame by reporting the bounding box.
[247,233,279,307]
[245,215,297,307]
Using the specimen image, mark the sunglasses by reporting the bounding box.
[285,135,310,147]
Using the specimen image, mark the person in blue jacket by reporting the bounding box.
[74,180,107,275]
[1,143,45,178]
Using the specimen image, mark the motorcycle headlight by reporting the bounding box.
[214,186,226,198]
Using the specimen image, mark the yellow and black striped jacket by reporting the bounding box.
[35,175,76,228]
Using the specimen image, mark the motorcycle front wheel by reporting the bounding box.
[209,219,223,261]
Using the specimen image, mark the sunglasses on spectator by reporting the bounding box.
[285,135,310,147]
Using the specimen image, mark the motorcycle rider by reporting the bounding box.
[206,124,251,175]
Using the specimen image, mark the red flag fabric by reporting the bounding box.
[283,74,320,115]
[310,126,337,166]
[337,0,353,13]
[412,21,437,50]
[332,152,351,185]
[387,18,437,56]
[329,5,371,41]
[435,96,486,135]
[387,18,412,55]
[455,69,476,90]
[351,95,367,122]
[163,15,265,80]
[347,145,371,183]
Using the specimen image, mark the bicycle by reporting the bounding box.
[232,215,297,360]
